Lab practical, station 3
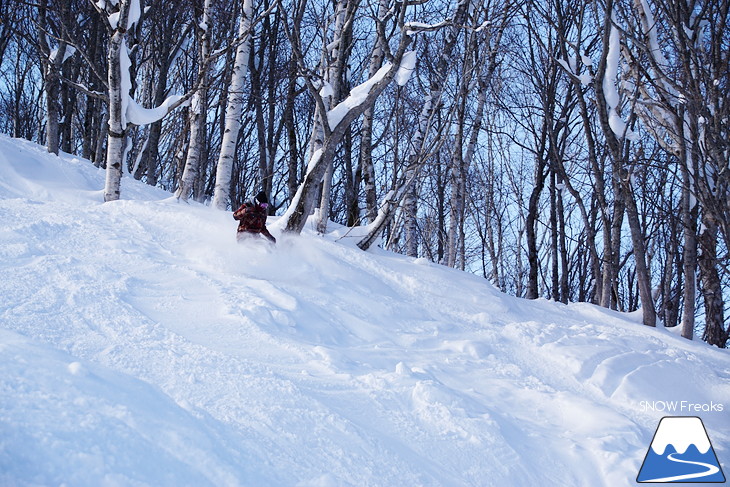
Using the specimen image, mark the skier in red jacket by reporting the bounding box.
[233,191,276,243]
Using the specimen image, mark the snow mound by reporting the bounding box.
[0,134,728,486]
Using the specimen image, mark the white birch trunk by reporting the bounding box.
[176,89,207,202]
[212,0,253,210]
[103,4,131,202]
[44,44,68,156]
[176,0,212,202]
[316,0,350,234]
[446,123,465,268]
[95,0,189,201]
[446,73,471,267]
[402,91,436,257]
[359,0,388,223]
[38,1,72,156]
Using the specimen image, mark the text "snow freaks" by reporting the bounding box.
[639,401,724,413]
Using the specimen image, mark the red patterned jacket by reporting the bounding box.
[233,203,276,242]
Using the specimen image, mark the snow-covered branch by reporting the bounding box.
[602,15,638,141]
[326,51,416,131]
[404,20,450,35]
[58,77,109,102]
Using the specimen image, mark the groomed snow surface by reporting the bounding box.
[0,135,728,486]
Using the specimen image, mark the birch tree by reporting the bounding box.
[212,0,253,210]
[358,0,471,252]
[38,0,73,155]
[93,0,188,202]
[445,0,513,269]
[314,0,357,234]
[594,1,656,327]
[175,0,213,203]
[98,0,135,202]
[625,0,728,344]
[280,0,414,234]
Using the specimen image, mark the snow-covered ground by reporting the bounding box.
[1,134,728,486]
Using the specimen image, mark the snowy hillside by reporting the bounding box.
[1,134,728,487]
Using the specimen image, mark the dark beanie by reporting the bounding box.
[254,191,268,205]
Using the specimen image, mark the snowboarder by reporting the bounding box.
[233,191,276,244]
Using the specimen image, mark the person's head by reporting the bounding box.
[254,191,269,209]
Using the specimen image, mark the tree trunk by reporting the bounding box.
[176,0,212,202]
[176,89,208,201]
[446,81,467,268]
[698,215,727,347]
[38,0,71,155]
[601,189,625,310]
[285,58,300,203]
[680,119,698,339]
[556,175,570,303]
[103,13,130,202]
[44,57,64,156]
[316,0,355,234]
[526,159,547,300]
[594,1,655,324]
[356,0,388,224]
[139,119,162,184]
[549,172,560,301]
[403,182,419,257]
[213,0,253,210]
[95,111,109,169]
[317,144,336,233]
[623,178,656,326]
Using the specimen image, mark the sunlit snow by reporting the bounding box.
[0,135,728,486]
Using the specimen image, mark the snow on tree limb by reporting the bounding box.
[325,49,418,131]
[396,51,417,85]
[603,15,638,141]
[634,0,678,101]
[404,20,450,35]
[126,95,185,126]
[326,63,392,130]
[105,0,141,30]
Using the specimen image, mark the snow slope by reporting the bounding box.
[0,134,728,486]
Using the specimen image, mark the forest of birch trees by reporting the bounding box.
[1,0,728,347]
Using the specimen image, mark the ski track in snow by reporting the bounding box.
[1,135,729,486]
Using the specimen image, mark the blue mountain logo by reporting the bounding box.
[637,416,725,483]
